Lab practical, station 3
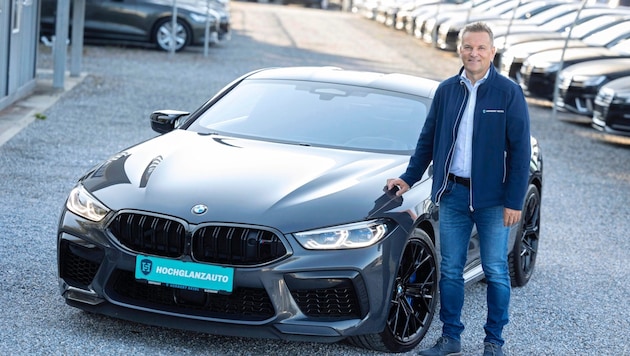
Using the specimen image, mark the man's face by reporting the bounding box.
[459,31,496,80]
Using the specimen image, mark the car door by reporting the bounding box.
[83,0,144,40]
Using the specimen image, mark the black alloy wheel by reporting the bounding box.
[348,229,438,352]
[509,184,541,287]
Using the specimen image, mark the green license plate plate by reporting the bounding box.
[135,255,234,293]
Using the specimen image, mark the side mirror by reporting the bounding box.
[150,110,190,134]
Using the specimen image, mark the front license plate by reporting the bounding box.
[135,255,234,293]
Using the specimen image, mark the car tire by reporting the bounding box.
[347,228,438,352]
[153,18,191,52]
[509,184,541,287]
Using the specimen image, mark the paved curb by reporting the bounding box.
[0,70,86,147]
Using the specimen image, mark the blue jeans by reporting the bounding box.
[438,180,511,346]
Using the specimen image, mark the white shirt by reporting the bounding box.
[449,71,489,178]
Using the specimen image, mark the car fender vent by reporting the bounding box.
[290,286,362,319]
[59,240,104,289]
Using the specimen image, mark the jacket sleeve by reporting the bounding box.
[504,84,531,210]
[399,87,440,187]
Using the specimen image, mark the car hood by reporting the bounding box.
[493,25,547,39]
[561,58,630,77]
[603,76,630,92]
[507,39,586,58]
[526,46,629,65]
[81,130,417,233]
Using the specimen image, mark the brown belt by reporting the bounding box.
[448,173,470,188]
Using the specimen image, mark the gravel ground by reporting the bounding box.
[1,2,629,355]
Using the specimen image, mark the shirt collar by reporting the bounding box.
[460,67,490,87]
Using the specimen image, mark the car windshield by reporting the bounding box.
[566,15,626,39]
[191,79,430,153]
[538,8,591,31]
[582,20,630,47]
[610,38,630,54]
[498,2,555,21]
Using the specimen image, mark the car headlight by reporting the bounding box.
[439,24,451,35]
[501,52,514,66]
[613,91,630,104]
[572,75,606,87]
[558,72,571,88]
[66,185,110,222]
[294,220,389,250]
[506,49,529,63]
[190,13,209,23]
[207,8,221,21]
[531,61,560,74]
[495,38,506,51]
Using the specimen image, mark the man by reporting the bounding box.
[387,22,530,356]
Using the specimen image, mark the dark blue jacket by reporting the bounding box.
[400,65,531,211]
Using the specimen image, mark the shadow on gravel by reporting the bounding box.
[66,309,387,355]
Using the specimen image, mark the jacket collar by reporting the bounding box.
[457,64,496,86]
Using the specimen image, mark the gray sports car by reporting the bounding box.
[57,66,543,352]
[40,0,231,51]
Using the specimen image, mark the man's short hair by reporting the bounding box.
[459,22,494,47]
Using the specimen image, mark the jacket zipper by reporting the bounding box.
[503,151,507,183]
[467,85,474,213]
[436,82,468,206]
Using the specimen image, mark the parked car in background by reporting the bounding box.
[488,2,582,42]
[592,76,630,136]
[493,5,627,51]
[40,0,231,52]
[56,66,543,353]
[394,0,446,32]
[354,0,383,19]
[374,0,409,26]
[435,0,574,51]
[407,0,473,38]
[557,57,630,116]
[498,14,630,81]
[519,36,630,99]
[417,0,508,45]
[493,7,630,75]
[281,0,330,9]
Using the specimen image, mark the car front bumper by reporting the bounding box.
[592,99,630,137]
[57,208,409,341]
[556,85,598,116]
[520,66,558,99]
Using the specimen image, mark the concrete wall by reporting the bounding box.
[0,0,39,112]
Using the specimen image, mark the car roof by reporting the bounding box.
[244,67,439,99]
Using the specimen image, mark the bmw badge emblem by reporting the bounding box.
[191,204,208,215]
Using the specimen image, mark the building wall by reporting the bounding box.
[0,0,39,111]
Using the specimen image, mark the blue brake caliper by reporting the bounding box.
[407,271,416,305]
